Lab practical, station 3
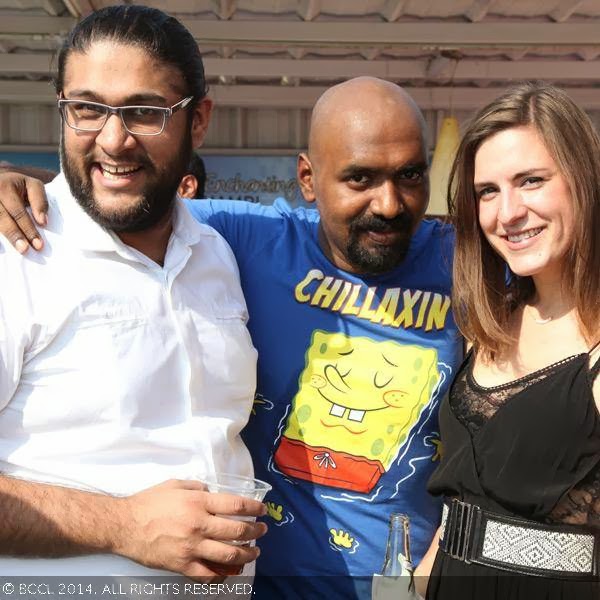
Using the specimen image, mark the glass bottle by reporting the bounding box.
[381,513,414,577]
[372,513,417,600]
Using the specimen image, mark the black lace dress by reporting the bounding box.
[427,348,600,599]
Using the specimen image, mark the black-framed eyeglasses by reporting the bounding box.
[58,96,193,136]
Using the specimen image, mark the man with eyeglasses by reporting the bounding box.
[0,8,464,600]
[0,5,266,579]
[58,96,193,138]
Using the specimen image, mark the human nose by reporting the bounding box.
[370,180,404,219]
[498,187,527,224]
[94,112,137,154]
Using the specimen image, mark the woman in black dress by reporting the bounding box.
[421,82,600,599]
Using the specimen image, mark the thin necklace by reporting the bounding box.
[526,305,553,325]
[532,315,552,324]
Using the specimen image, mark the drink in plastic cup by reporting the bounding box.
[201,472,272,532]
[200,472,272,565]
[201,472,272,502]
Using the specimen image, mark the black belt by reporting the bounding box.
[439,498,600,579]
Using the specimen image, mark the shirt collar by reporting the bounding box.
[46,172,207,254]
[172,193,208,247]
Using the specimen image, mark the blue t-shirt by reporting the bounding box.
[186,198,462,599]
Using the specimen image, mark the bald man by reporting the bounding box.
[301,78,429,273]
[0,77,462,598]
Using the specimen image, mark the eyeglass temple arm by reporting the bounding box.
[170,96,193,115]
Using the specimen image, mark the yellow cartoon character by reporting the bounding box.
[274,331,440,493]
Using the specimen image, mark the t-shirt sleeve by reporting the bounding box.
[183,198,290,260]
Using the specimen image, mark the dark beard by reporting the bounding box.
[60,133,192,233]
[346,212,414,274]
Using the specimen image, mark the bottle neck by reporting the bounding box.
[381,514,412,576]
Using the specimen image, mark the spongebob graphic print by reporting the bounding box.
[184,198,462,600]
[275,332,440,493]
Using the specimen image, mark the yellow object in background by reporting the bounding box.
[429,116,460,216]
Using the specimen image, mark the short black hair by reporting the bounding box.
[187,153,206,198]
[55,5,207,100]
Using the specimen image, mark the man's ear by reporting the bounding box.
[177,174,198,199]
[191,97,213,148]
[297,153,317,204]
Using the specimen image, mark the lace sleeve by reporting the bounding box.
[548,465,600,530]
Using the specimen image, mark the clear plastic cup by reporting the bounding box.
[199,473,272,575]
[200,472,272,547]
[201,472,272,502]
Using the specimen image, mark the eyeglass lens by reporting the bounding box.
[63,102,166,134]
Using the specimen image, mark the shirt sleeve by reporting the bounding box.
[183,198,289,260]
[0,245,27,410]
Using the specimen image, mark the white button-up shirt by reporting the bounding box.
[0,174,257,574]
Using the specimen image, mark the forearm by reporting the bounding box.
[0,475,127,558]
[414,526,441,598]
[0,476,267,579]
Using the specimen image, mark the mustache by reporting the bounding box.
[85,154,154,169]
[351,213,413,233]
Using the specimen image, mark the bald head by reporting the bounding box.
[308,77,427,160]
[297,76,430,274]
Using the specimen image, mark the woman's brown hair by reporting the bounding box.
[449,82,600,358]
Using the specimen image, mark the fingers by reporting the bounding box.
[185,568,228,584]
[0,206,32,253]
[200,562,242,578]
[24,178,49,226]
[122,480,267,579]
[13,207,43,251]
[202,492,268,519]
[204,515,268,544]
[175,559,229,583]
[195,539,260,567]
[0,174,48,253]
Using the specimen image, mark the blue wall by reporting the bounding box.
[0,152,60,171]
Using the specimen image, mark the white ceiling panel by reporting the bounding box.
[1,0,600,150]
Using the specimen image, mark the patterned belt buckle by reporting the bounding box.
[447,498,481,564]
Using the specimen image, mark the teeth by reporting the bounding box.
[329,404,345,418]
[103,164,138,174]
[348,409,365,423]
[100,164,140,178]
[102,170,120,181]
[507,227,543,243]
[328,404,366,423]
